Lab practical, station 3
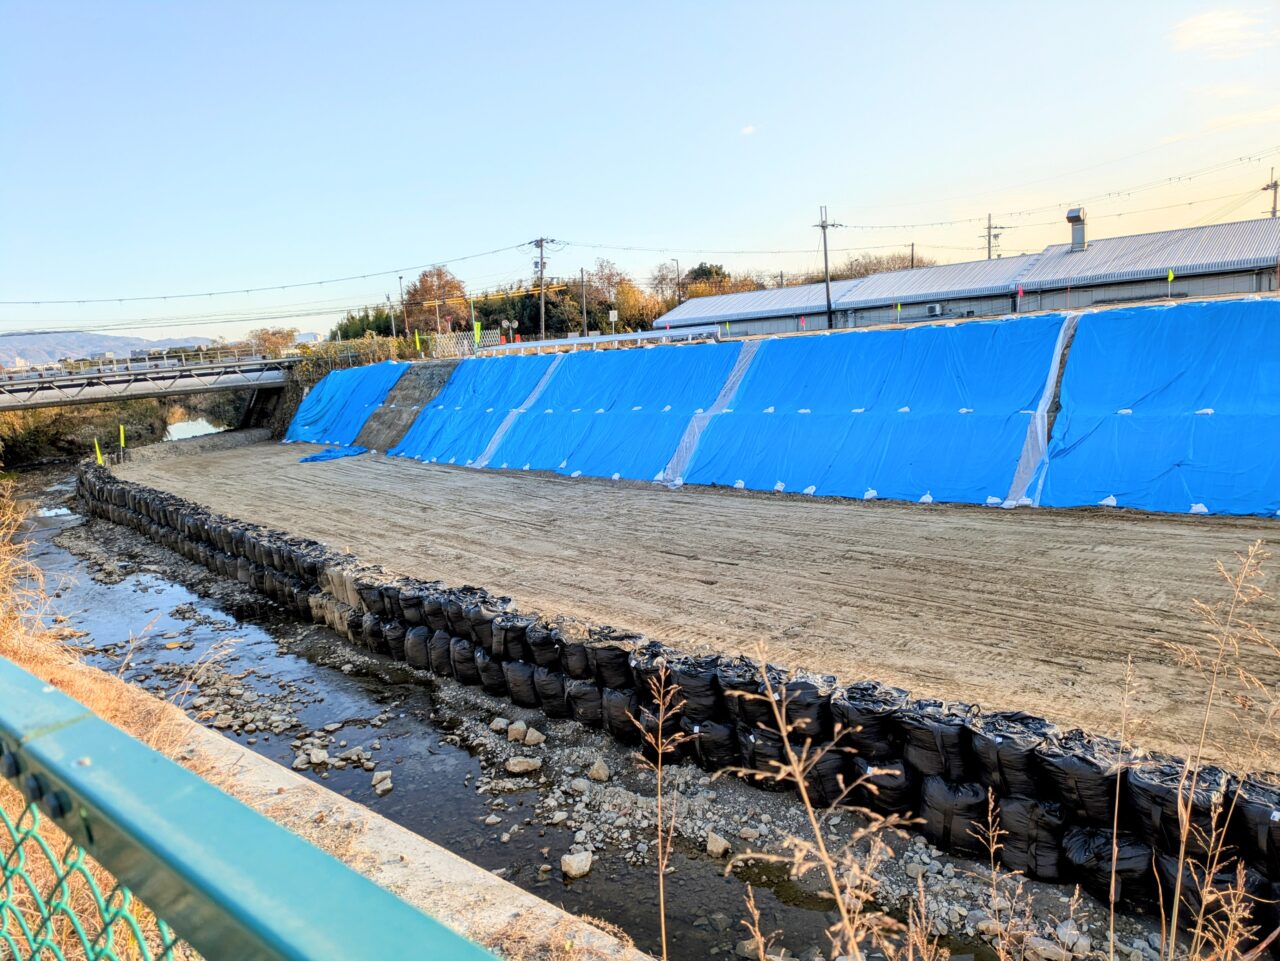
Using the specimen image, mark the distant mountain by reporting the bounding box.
[0,332,214,368]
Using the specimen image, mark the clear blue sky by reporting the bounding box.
[2,1,1278,340]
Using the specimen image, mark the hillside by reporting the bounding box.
[0,331,213,367]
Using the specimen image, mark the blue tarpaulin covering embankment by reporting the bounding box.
[486,342,743,480]
[682,313,1067,505]
[284,360,409,448]
[1039,299,1280,516]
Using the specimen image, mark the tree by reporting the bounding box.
[329,306,399,341]
[245,327,298,356]
[685,262,729,285]
[830,251,937,281]
[404,266,468,334]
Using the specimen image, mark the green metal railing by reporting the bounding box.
[0,657,497,961]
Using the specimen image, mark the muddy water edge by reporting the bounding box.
[21,457,1161,961]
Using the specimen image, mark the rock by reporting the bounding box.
[736,940,757,958]
[308,749,329,766]
[507,720,528,743]
[484,814,502,826]
[569,778,591,794]
[524,727,546,746]
[560,850,593,879]
[905,862,926,879]
[587,759,611,782]
[549,811,569,825]
[738,827,760,841]
[706,830,732,858]
[371,770,392,787]
[374,779,393,796]
[1071,936,1092,956]
[1026,937,1073,961]
[505,757,543,775]
[976,918,1002,938]
[291,755,310,770]
[212,714,233,729]
[709,913,732,932]
[1056,921,1079,943]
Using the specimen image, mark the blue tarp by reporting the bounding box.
[1039,299,1280,516]
[486,342,743,480]
[299,445,369,463]
[284,361,408,447]
[388,354,557,465]
[682,314,1067,505]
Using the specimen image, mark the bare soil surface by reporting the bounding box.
[117,441,1280,766]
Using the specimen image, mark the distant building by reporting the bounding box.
[654,214,1280,335]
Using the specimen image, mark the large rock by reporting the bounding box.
[1026,937,1073,961]
[505,756,543,775]
[706,831,732,859]
[560,850,594,879]
[587,759,611,782]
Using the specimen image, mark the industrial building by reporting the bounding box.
[655,213,1280,335]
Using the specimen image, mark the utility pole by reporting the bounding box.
[386,295,397,339]
[580,267,588,335]
[778,270,784,288]
[671,258,681,305]
[815,205,843,329]
[397,275,405,339]
[981,213,1006,260]
[532,238,553,340]
[910,243,915,269]
[1265,167,1279,218]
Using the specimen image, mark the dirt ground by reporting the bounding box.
[117,441,1280,766]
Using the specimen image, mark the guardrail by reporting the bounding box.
[478,324,722,355]
[0,656,496,961]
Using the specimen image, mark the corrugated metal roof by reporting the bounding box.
[651,217,1280,328]
[834,254,1040,308]
[656,279,864,327]
[1018,217,1280,290]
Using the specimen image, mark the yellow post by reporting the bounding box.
[414,330,421,352]
[94,438,104,466]
[119,424,126,450]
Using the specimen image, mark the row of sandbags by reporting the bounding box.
[75,466,1280,916]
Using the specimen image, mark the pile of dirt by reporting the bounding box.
[353,360,459,452]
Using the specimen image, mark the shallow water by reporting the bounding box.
[25,500,847,960]
[164,417,226,441]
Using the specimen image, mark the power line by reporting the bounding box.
[0,243,530,306]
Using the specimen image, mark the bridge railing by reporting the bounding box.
[0,655,496,961]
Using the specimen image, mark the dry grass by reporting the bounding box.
[480,910,636,961]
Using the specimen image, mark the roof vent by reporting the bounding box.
[1067,207,1087,252]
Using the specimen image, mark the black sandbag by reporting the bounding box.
[502,660,541,708]
[631,642,680,704]
[969,711,1056,799]
[716,656,786,732]
[919,777,988,859]
[344,609,364,644]
[533,668,571,719]
[527,623,562,669]
[1035,729,1127,827]
[805,747,851,808]
[671,655,725,724]
[1262,880,1280,961]
[474,647,508,697]
[1155,852,1268,944]
[848,756,918,814]
[1233,773,1280,880]
[565,679,604,728]
[603,687,642,744]
[493,613,536,663]
[361,613,389,656]
[450,636,481,685]
[428,630,454,676]
[357,579,387,617]
[399,589,426,626]
[1061,826,1155,908]
[830,682,908,760]
[736,726,792,792]
[898,700,977,782]
[466,595,512,651]
[380,584,405,622]
[682,717,739,771]
[998,797,1067,882]
[1128,758,1229,861]
[640,705,684,766]
[383,621,407,662]
[783,672,837,743]
[422,591,449,633]
[556,631,593,681]
[588,629,639,690]
[405,626,431,670]
[443,592,477,638]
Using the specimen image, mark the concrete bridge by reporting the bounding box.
[0,350,300,411]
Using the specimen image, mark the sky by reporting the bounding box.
[2,1,1279,342]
